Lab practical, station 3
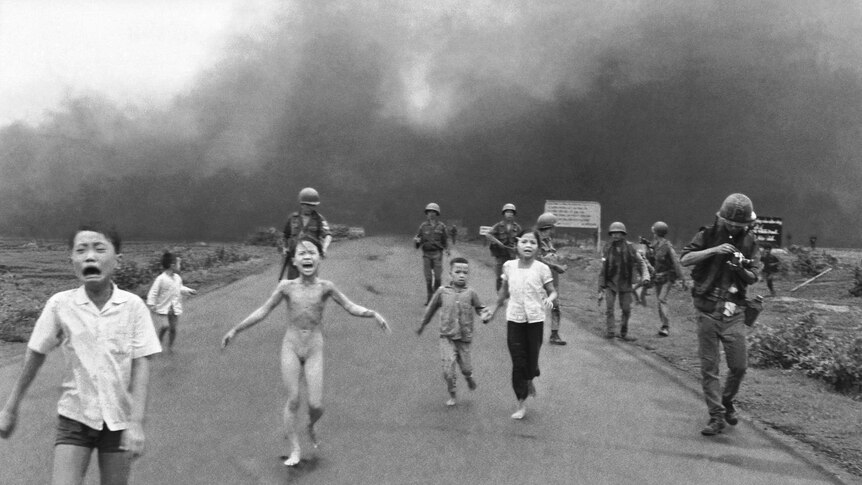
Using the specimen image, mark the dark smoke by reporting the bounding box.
[2,0,862,245]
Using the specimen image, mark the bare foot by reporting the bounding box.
[283,449,301,467]
[511,401,527,420]
[446,397,456,407]
[307,424,320,448]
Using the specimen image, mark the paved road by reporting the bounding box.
[0,237,852,484]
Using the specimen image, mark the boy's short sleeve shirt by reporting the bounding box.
[28,285,162,431]
[433,286,483,342]
[502,260,553,323]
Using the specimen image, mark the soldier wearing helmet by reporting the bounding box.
[485,203,523,291]
[598,221,650,342]
[414,203,450,304]
[279,187,332,280]
[535,212,569,345]
[647,221,688,337]
[680,193,762,437]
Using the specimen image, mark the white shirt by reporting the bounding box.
[502,259,553,323]
[146,272,193,315]
[28,285,162,430]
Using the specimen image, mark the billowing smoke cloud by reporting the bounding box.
[2,0,862,245]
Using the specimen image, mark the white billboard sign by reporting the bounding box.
[544,200,601,229]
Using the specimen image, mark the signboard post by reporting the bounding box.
[544,200,602,250]
[751,216,783,247]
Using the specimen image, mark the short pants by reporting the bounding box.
[55,415,124,452]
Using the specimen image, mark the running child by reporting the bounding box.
[147,251,197,352]
[221,236,390,467]
[0,225,162,485]
[417,257,490,407]
[484,230,557,420]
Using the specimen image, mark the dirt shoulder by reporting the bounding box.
[456,241,862,482]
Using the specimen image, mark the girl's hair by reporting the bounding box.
[161,251,177,269]
[67,224,122,253]
[520,229,541,243]
[296,235,323,254]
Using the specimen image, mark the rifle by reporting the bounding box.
[278,251,291,281]
[485,233,517,259]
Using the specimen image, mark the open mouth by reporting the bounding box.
[300,262,314,269]
[82,267,101,277]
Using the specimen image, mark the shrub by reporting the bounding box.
[114,260,156,291]
[749,313,862,393]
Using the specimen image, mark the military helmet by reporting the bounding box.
[651,221,669,237]
[536,212,557,229]
[608,221,627,235]
[425,202,441,214]
[501,203,517,214]
[717,193,755,226]
[298,187,320,206]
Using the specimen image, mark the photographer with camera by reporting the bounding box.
[681,193,762,436]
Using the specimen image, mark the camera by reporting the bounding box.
[728,251,752,268]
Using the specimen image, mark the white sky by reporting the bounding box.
[0,0,276,126]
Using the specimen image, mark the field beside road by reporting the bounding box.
[0,237,280,345]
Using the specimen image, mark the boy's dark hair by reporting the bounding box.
[161,251,177,269]
[450,256,469,267]
[296,235,323,254]
[68,224,122,253]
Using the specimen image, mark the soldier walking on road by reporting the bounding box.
[415,203,450,305]
[598,222,650,342]
[681,193,761,436]
[649,221,688,337]
[760,245,780,296]
[485,203,522,292]
[280,187,332,281]
[536,213,568,345]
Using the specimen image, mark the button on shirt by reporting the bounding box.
[421,286,484,342]
[27,285,162,431]
[146,272,193,315]
[502,260,553,323]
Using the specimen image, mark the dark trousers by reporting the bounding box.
[507,321,544,401]
[423,251,443,301]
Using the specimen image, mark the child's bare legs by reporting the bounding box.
[166,312,178,351]
[280,351,303,466]
[52,444,91,485]
[304,350,324,448]
[97,451,132,485]
[439,339,458,405]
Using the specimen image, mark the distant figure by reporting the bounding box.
[648,221,688,337]
[147,251,197,352]
[485,231,558,420]
[449,225,458,245]
[760,245,781,296]
[222,237,390,467]
[536,212,568,345]
[598,222,650,342]
[280,187,332,280]
[809,236,817,250]
[417,257,490,406]
[414,203,450,305]
[0,225,161,485]
[486,203,522,292]
[849,259,862,297]
[681,193,761,437]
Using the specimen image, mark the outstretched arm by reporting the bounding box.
[0,349,47,439]
[484,279,509,322]
[222,285,285,347]
[327,283,390,333]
